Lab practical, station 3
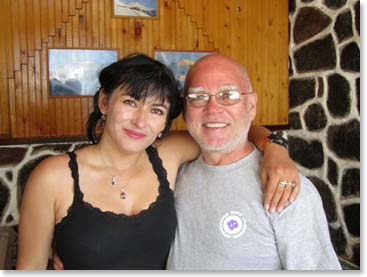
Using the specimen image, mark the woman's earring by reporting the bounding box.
[101,114,106,121]
[158,132,163,139]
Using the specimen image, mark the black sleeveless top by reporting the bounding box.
[54,146,177,269]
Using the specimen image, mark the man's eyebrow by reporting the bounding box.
[187,85,240,93]
[218,85,240,91]
[187,87,206,93]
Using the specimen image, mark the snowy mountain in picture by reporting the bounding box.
[114,0,157,17]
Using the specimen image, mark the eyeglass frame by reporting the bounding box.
[185,86,253,107]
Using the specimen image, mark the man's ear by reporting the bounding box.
[249,92,257,120]
[98,89,108,114]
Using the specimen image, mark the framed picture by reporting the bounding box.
[48,49,118,96]
[154,50,213,89]
[112,0,158,18]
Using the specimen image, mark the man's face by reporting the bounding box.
[184,58,257,154]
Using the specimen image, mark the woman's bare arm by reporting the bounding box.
[16,158,59,269]
[248,125,300,212]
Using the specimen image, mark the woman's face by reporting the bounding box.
[100,88,170,153]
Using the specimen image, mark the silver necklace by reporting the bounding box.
[99,149,130,200]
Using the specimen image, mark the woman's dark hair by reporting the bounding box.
[87,53,182,143]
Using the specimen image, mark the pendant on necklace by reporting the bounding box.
[112,176,117,186]
[120,188,127,199]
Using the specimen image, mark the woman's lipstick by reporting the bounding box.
[124,128,146,139]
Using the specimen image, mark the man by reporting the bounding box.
[166,54,341,270]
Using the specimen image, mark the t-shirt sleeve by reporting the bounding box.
[271,175,342,270]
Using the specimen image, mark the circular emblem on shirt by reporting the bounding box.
[219,210,246,239]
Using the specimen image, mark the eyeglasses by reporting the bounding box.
[185,90,253,107]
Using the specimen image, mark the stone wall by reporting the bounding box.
[287,0,360,267]
[0,0,360,268]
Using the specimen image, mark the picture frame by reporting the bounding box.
[112,0,158,19]
[48,48,119,97]
[154,50,213,89]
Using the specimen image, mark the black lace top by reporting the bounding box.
[53,146,177,269]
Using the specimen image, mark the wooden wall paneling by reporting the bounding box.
[68,97,75,135]
[116,19,124,55]
[39,0,49,43]
[110,17,117,49]
[74,97,82,135]
[27,57,37,137]
[129,19,137,55]
[11,0,21,71]
[66,16,74,47]
[174,6,182,50]
[63,98,70,136]
[170,1,177,50]
[78,5,87,48]
[152,15,163,49]
[146,20,154,57]
[54,0,63,30]
[62,0,70,23]
[34,50,42,136]
[140,20,148,54]
[32,0,42,51]
[76,0,83,10]
[177,0,184,9]
[104,0,112,49]
[3,0,14,77]
[14,71,24,137]
[270,0,288,124]
[195,0,203,31]
[98,0,106,48]
[8,79,16,136]
[132,19,141,54]
[18,0,28,65]
[85,0,93,48]
[205,0,216,51]
[47,0,56,38]
[41,46,51,135]
[81,97,89,137]
[21,64,30,137]
[158,2,165,49]
[179,9,188,48]
[25,0,35,57]
[91,0,99,48]
[0,0,11,135]
[72,9,80,47]
[68,0,76,16]
[122,19,130,56]
[55,97,62,136]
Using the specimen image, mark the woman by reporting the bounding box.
[17,53,298,269]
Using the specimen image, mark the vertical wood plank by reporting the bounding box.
[54,0,63,29]
[25,0,35,57]
[21,64,30,137]
[98,0,105,48]
[48,0,56,37]
[78,4,87,47]
[85,0,93,48]
[72,8,80,47]
[14,71,24,137]
[91,0,99,48]
[8,79,16,136]
[27,57,37,136]
[18,0,28,65]
[62,0,70,23]
[66,16,73,47]
[40,45,51,135]
[34,50,43,136]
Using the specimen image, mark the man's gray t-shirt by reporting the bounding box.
[167,148,341,270]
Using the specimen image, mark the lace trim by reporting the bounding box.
[55,147,173,228]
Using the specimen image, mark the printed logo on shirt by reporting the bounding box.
[219,210,246,238]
